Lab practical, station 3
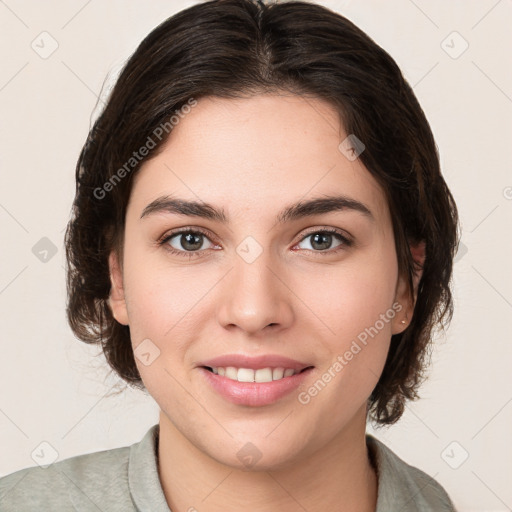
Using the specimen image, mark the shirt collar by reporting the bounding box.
[129,423,171,512]
[366,433,449,512]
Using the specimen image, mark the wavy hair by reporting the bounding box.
[64,0,460,425]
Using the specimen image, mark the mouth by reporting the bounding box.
[201,365,314,383]
[197,354,315,406]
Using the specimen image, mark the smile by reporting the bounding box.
[204,366,310,383]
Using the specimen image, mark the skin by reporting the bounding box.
[108,93,424,512]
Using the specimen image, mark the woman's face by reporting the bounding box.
[109,93,413,470]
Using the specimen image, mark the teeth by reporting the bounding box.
[209,366,300,382]
[225,367,238,380]
[238,368,256,382]
[254,368,273,383]
[272,367,284,380]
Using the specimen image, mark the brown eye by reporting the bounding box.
[169,232,206,251]
[296,229,352,253]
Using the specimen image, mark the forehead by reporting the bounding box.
[129,94,390,228]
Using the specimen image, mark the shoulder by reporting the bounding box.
[367,434,457,512]
[0,443,134,512]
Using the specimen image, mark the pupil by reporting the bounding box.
[312,233,331,251]
[182,233,202,250]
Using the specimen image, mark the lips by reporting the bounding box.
[197,354,315,406]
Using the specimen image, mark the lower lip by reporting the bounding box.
[199,367,314,407]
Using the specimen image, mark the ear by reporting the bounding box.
[391,240,426,335]
[108,250,129,326]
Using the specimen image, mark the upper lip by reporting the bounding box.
[198,354,314,372]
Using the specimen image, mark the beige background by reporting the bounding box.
[1,1,511,510]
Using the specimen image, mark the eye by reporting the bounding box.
[295,228,352,254]
[159,228,217,258]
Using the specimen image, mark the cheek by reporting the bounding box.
[293,250,398,395]
[121,240,204,340]
[123,258,205,415]
[118,241,196,392]
[297,249,398,340]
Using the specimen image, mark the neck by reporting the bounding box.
[157,405,378,512]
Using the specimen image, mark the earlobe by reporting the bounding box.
[391,273,412,335]
[391,240,426,335]
[108,250,129,326]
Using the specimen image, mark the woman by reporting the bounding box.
[0,0,459,510]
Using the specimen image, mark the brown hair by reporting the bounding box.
[64,0,460,425]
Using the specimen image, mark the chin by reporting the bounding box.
[223,450,301,473]
[205,435,308,473]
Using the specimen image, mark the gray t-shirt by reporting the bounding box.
[0,424,456,511]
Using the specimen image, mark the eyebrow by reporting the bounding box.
[140,194,374,224]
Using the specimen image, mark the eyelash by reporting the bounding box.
[157,227,353,259]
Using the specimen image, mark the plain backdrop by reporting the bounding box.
[1,1,511,510]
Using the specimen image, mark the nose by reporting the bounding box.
[216,247,294,336]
